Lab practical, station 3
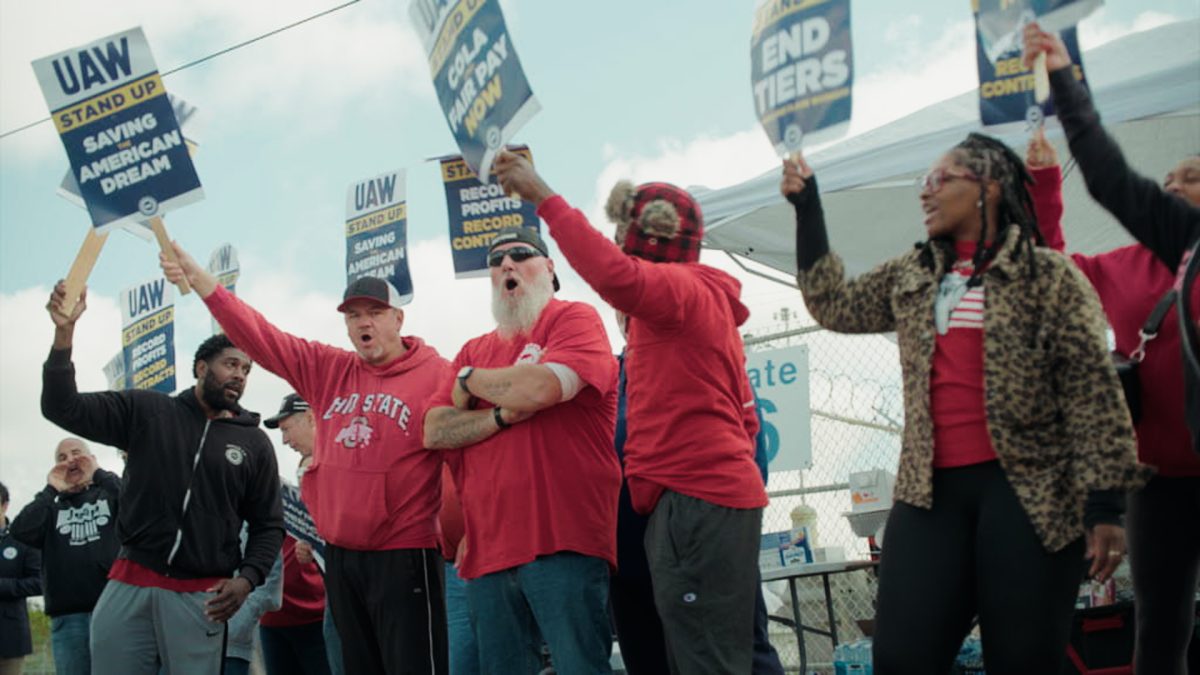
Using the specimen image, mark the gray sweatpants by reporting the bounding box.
[90,579,225,675]
[644,490,763,675]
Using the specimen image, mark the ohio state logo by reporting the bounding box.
[334,416,375,448]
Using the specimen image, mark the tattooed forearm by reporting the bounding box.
[424,406,498,449]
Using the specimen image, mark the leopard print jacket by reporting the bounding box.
[796,227,1152,552]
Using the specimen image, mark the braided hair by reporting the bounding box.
[917,132,1043,283]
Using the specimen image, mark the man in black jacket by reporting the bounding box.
[42,282,284,675]
[10,438,121,675]
[0,481,42,675]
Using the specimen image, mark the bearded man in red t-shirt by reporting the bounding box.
[424,227,621,675]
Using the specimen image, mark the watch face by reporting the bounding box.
[458,366,473,379]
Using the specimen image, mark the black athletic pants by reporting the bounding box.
[1128,475,1200,675]
[872,461,1086,675]
[324,545,448,675]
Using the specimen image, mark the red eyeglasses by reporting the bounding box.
[917,168,980,192]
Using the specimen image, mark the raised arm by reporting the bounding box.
[494,151,699,326]
[1025,22,1200,269]
[161,241,336,394]
[783,156,900,334]
[42,282,140,448]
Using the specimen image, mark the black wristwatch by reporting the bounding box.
[457,366,475,396]
[493,406,510,430]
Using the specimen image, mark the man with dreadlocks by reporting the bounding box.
[782,136,1149,674]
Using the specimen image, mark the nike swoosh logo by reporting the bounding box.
[205,629,222,637]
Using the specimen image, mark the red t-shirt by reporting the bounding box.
[930,242,999,468]
[438,464,465,562]
[434,298,620,580]
[260,537,325,627]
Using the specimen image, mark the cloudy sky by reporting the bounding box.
[1,0,1196,509]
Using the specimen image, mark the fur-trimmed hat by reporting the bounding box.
[605,181,703,263]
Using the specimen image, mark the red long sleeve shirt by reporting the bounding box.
[539,196,767,514]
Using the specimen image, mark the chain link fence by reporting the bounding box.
[746,309,904,674]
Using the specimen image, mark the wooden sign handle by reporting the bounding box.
[149,216,191,295]
[60,228,109,318]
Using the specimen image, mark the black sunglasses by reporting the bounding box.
[487,246,543,267]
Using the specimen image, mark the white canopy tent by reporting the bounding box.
[696,19,1200,279]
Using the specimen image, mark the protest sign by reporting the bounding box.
[746,345,812,472]
[345,170,413,303]
[410,0,540,182]
[57,93,199,242]
[32,27,203,231]
[120,277,176,394]
[751,0,853,155]
[281,483,325,573]
[975,0,1101,103]
[102,351,127,390]
[441,146,540,278]
[207,243,239,334]
[976,21,1085,129]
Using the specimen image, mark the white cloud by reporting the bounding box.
[1077,9,1179,49]
[0,1,431,159]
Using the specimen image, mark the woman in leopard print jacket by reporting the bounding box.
[783,133,1150,675]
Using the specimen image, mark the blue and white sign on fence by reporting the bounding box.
[32,27,203,231]
[120,277,175,394]
[746,344,812,472]
[345,170,413,304]
[751,0,853,155]
[442,146,540,278]
[410,0,540,182]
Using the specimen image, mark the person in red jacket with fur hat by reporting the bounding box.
[494,151,767,675]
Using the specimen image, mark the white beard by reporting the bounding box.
[492,269,554,339]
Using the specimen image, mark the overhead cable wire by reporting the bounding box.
[0,0,361,140]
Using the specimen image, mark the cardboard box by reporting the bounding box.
[849,469,895,513]
[759,531,789,569]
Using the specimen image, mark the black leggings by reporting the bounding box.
[1128,475,1200,675]
[872,461,1086,675]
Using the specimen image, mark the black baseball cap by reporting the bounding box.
[488,227,560,292]
[264,393,310,429]
[337,277,405,312]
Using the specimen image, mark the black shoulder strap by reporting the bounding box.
[1143,289,1177,336]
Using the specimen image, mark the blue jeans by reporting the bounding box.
[467,552,612,675]
[322,605,344,675]
[50,612,91,675]
[445,563,481,675]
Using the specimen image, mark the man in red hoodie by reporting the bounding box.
[162,246,451,675]
[494,153,768,675]
[424,227,620,675]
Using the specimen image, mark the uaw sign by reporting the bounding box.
[207,243,240,334]
[410,0,540,182]
[103,351,127,390]
[751,0,853,155]
[120,277,176,394]
[281,483,326,573]
[442,146,540,278]
[746,344,812,472]
[57,93,199,242]
[32,27,203,230]
[345,170,413,304]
